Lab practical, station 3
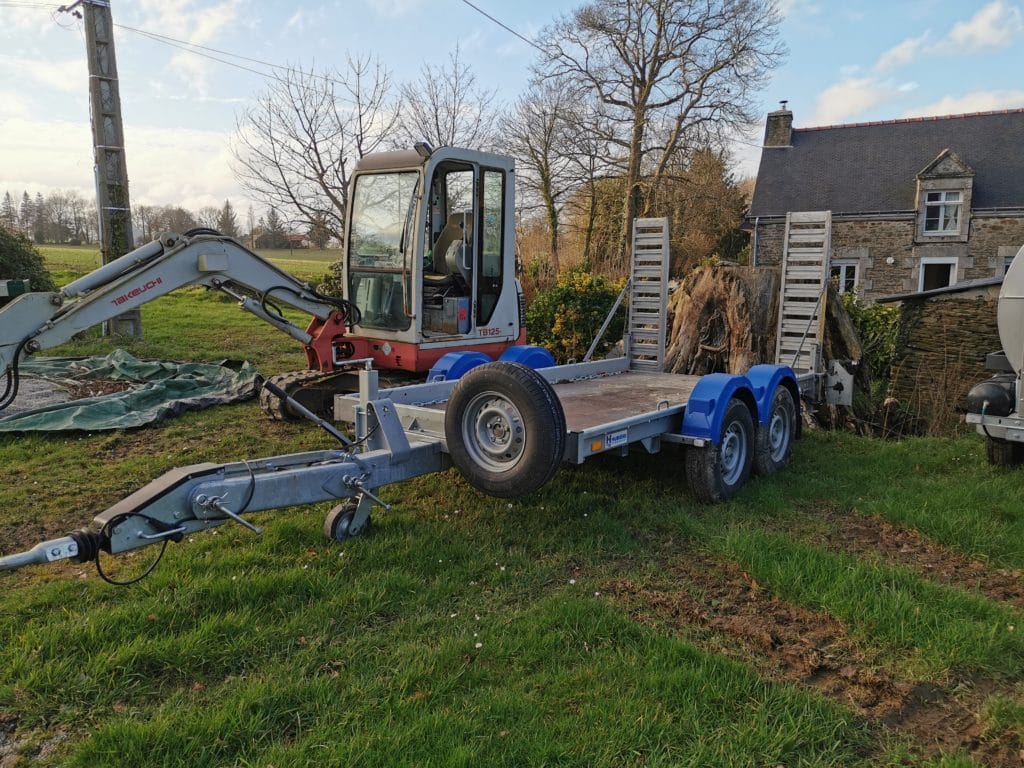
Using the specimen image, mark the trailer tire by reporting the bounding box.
[323,501,371,541]
[445,362,565,498]
[685,398,754,503]
[753,386,796,476]
[985,437,1024,467]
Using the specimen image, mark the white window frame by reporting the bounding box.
[922,190,962,236]
[918,256,958,292]
[829,259,859,294]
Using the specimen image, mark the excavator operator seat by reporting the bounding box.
[425,212,473,290]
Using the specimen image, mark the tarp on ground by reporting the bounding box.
[0,350,259,432]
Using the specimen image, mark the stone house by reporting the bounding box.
[746,106,1024,302]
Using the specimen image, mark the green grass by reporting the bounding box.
[0,250,1021,765]
[38,243,339,285]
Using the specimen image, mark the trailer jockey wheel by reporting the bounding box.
[753,385,797,476]
[685,397,754,503]
[444,362,566,498]
[323,500,372,541]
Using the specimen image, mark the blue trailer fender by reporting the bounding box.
[499,345,556,370]
[427,351,492,382]
[744,364,800,425]
[681,373,758,444]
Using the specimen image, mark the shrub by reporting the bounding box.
[0,227,55,306]
[840,291,898,381]
[526,266,625,362]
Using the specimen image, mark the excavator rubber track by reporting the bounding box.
[260,367,421,421]
[260,369,352,421]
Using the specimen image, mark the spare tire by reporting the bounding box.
[444,362,566,498]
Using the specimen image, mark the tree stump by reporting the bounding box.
[663,266,870,431]
[664,265,780,375]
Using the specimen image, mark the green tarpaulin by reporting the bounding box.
[0,350,260,432]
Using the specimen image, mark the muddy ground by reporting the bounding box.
[607,526,1024,766]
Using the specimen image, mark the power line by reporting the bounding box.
[457,0,546,54]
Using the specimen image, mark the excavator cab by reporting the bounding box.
[341,146,523,374]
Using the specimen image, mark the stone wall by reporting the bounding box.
[751,213,1024,303]
[887,287,1000,435]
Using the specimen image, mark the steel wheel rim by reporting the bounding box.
[461,390,526,473]
[720,420,748,485]
[768,402,792,462]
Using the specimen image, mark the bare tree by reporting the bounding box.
[395,45,499,150]
[232,55,399,242]
[196,206,221,229]
[502,79,582,273]
[538,0,785,267]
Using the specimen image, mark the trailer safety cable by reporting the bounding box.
[0,338,31,413]
[94,512,187,586]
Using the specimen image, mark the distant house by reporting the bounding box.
[746,106,1024,302]
[285,233,310,249]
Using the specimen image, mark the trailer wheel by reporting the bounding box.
[985,437,1024,467]
[685,398,754,503]
[753,386,796,476]
[445,362,566,498]
[323,501,371,541]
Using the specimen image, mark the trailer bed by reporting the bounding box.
[551,371,701,432]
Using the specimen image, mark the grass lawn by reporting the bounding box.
[0,250,1021,766]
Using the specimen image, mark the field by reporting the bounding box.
[0,247,1021,766]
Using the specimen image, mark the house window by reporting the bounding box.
[923,191,962,235]
[919,256,957,292]
[829,259,858,293]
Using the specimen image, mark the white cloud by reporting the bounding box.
[0,55,83,94]
[0,91,33,119]
[776,0,821,17]
[0,116,245,212]
[810,78,907,125]
[947,0,1024,51]
[875,32,930,71]
[906,89,1024,117]
[367,0,424,18]
[132,0,243,96]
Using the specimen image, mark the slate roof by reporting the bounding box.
[748,109,1024,218]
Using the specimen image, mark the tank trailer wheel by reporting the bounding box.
[444,362,566,499]
[753,385,797,476]
[685,398,754,503]
[323,500,372,542]
[985,437,1024,467]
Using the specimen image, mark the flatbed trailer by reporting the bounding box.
[0,216,802,578]
[0,349,799,575]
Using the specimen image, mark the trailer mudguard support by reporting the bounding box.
[681,373,757,444]
[744,364,800,424]
[427,351,491,382]
[499,345,556,370]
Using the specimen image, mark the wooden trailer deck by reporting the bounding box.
[549,371,701,432]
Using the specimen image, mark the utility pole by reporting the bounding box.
[64,0,141,337]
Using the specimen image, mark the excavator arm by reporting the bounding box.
[0,230,357,411]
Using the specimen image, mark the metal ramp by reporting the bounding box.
[627,218,670,371]
[775,211,831,375]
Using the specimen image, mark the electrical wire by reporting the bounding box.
[94,512,176,586]
[457,0,546,53]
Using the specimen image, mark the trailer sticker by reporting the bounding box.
[604,429,628,449]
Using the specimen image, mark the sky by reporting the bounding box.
[0,0,1022,215]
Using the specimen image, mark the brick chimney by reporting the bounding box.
[764,101,792,147]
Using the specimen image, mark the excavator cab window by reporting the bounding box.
[422,162,476,335]
[347,171,417,331]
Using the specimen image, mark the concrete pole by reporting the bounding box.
[81,0,142,337]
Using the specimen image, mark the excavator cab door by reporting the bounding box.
[420,158,509,338]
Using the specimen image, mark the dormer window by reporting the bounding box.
[914,149,973,244]
[923,191,962,235]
